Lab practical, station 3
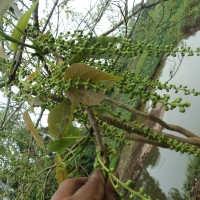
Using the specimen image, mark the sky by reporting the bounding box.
[39,0,146,34]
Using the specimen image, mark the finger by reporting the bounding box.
[51,177,88,200]
[73,169,105,200]
[105,173,120,200]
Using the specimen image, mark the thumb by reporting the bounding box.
[73,169,105,200]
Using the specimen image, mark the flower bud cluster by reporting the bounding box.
[141,123,200,156]
[116,71,199,113]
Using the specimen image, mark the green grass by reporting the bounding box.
[132,0,200,78]
[183,156,200,199]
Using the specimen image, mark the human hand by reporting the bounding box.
[51,169,119,200]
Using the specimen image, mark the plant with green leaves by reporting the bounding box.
[1,0,200,199]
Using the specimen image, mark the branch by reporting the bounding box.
[167,54,183,82]
[99,115,200,148]
[90,0,111,32]
[76,1,98,30]
[55,4,60,37]
[127,3,142,38]
[101,0,169,36]
[113,1,128,36]
[0,86,11,129]
[99,115,147,136]
[87,107,109,165]
[124,132,200,148]
[25,164,56,196]
[7,36,26,84]
[35,108,45,128]
[104,97,197,138]
[0,103,23,130]
[112,0,144,64]
[33,0,40,31]
[41,168,53,200]
[42,0,60,33]
[124,133,169,148]
[99,115,168,148]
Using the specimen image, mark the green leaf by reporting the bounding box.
[27,96,43,107]
[48,124,81,154]
[47,137,81,154]
[64,63,120,87]
[66,89,105,106]
[11,1,38,50]
[93,106,115,117]
[47,100,71,138]
[0,0,14,21]
[23,111,43,146]
[64,63,121,105]
[35,31,51,42]
[63,123,81,137]
[55,154,68,184]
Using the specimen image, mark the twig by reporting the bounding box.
[37,164,57,176]
[35,108,45,128]
[55,5,60,37]
[124,133,169,148]
[76,1,98,30]
[0,86,11,129]
[104,97,197,138]
[90,0,111,32]
[167,54,183,82]
[113,2,128,36]
[24,164,56,198]
[87,107,109,165]
[101,0,169,36]
[99,115,200,148]
[7,36,26,84]
[18,0,29,9]
[42,0,60,33]
[112,0,143,64]
[42,168,53,200]
[0,102,23,129]
[33,0,40,31]
[99,114,168,148]
[127,0,142,38]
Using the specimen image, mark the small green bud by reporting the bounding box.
[175,97,182,103]
[185,102,191,107]
[179,107,185,113]
[129,193,134,199]
[164,106,169,111]
[139,187,144,193]
[114,184,119,189]
[125,180,132,186]
[109,167,115,173]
